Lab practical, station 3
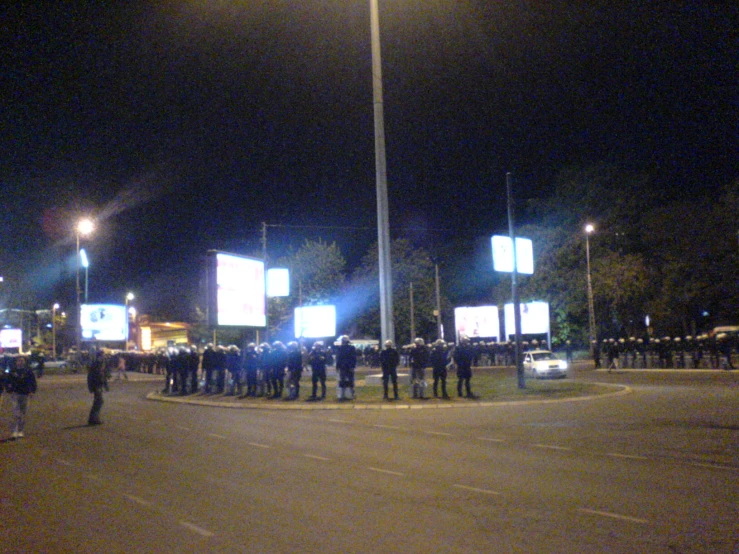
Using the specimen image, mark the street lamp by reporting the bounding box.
[75,218,94,353]
[125,292,134,351]
[585,224,597,350]
[369,0,394,346]
[79,248,89,303]
[52,303,59,361]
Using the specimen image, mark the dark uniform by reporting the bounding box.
[308,342,328,401]
[335,336,357,401]
[379,340,400,401]
[429,340,450,399]
[453,337,476,399]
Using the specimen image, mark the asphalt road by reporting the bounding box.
[1,367,738,553]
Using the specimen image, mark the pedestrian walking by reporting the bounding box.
[113,353,128,381]
[2,355,37,439]
[87,351,109,425]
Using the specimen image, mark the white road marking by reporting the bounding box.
[372,424,402,430]
[452,484,500,495]
[303,454,331,461]
[607,453,649,460]
[247,442,271,449]
[368,467,405,477]
[57,459,73,466]
[532,444,572,451]
[579,508,649,524]
[689,462,739,471]
[477,437,505,442]
[175,425,191,431]
[328,419,348,424]
[179,521,214,537]
[208,433,227,439]
[123,494,153,507]
[425,431,452,436]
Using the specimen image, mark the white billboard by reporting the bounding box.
[504,301,550,337]
[0,328,22,349]
[491,235,534,274]
[207,251,266,327]
[454,306,500,340]
[267,268,290,297]
[294,305,336,339]
[81,304,127,341]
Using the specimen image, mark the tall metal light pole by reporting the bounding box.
[52,303,59,361]
[125,292,134,351]
[585,224,597,349]
[434,262,442,341]
[369,0,394,345]
[75,219,94,354]
[80,248,89,303]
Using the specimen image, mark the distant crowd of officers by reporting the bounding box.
[107,335,481,402]
[591,334,737,371]
[91,331,736,401]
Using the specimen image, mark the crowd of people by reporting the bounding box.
[591,334,737,371]
[104,335,482,402]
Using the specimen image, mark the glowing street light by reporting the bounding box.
[585,224,597,350]
[75,218,94,353]
[125,292,135,351]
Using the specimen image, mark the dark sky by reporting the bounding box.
[1,1,736,317]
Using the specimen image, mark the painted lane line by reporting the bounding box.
[179,521,214,537]
[208,433,227,440]
[426,431,452,437]
[57,459,73,467]
[532,444,572,451]
[689,462,739,472]
[579,508,649,524]
[123,494,153,507]
[328,419,348,424]
[477,437,505,443]
[303,454,331,461]
[452,484,501,496]
[368,467,405,477]
[607,453,649,460]
[373,424,403,430]
[247,442,271,449]
[175,425,191,431]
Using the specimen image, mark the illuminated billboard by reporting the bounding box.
[454,306,500,340]
[267,268,290,297]
[81,304,127,341]
[0,328,22,349]
[491,235,534,274]
[206,251,266,327]
[504,301,550,337]
[294,305,336,339]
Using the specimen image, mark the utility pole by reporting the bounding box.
[507,172,525,389]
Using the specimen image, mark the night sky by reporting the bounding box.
[1,1,736,317]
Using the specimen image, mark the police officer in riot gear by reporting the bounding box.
[430,339,450,399]
[408,338,429,399]
[380,339,400,401]
[308,341,328,401]
[335,335,357,401]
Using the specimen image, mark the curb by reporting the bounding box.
[146,383,631,410]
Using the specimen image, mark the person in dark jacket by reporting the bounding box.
[335,335,357,401]
[408,338,430,399]
[87,351,108,425]
[453,336,477,399]
[240,343,259,398]
[269,342,287,399]
[308,341,328,401]
[3,355,37,439]
[379,340,400,401]
[429,339,450,399]
[285,342,303,400]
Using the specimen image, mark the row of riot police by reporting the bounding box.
[592,334,737,370]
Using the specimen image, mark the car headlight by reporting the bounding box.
[559,361,567,370]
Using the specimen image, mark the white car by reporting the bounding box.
[523,350,568,379]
